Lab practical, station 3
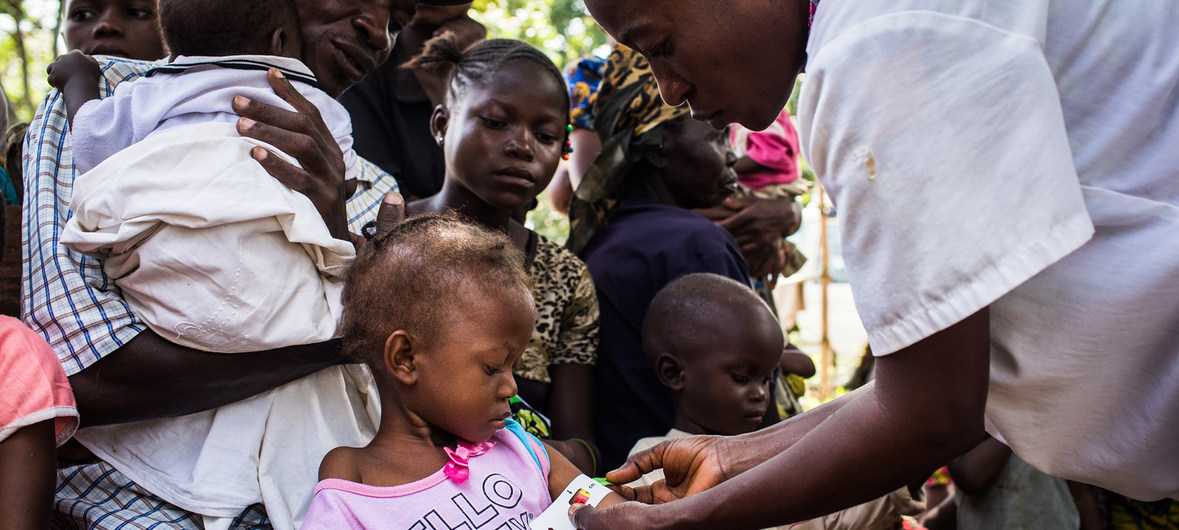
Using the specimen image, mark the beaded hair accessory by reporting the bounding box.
[563,124,574,160]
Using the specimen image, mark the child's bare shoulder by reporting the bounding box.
[318,446,364,482]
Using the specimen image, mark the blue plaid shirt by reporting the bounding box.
[22,56,398,375]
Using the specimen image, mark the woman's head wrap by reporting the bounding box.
[567,45,690,254]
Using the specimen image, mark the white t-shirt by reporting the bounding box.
[799,0,1179,500]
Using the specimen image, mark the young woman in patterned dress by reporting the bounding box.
[403,36,602,475]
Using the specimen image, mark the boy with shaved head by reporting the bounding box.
[628,274,925,530]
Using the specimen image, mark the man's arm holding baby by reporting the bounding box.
[70,332,343,426]
[64,68,402,427]
[47,50,102,128]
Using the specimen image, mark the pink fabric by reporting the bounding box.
[0,315,78,445]
[731,109,802,190]
[302,426,550,529]
[443,439,496,483]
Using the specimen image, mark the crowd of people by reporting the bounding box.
[1,0,1176,529]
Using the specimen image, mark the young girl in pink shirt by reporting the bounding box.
[302,214,622,528]
[0,316,79,528]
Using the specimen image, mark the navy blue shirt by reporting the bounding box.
[581,198,750,468]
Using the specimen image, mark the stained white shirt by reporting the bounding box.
[800,0,1179,500]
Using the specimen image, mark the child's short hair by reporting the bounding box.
[405,36,570,124]
[340,213,533,367]
[158,0,297,57]
[642,273,773,363]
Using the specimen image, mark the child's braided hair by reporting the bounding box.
[404,35,570,124]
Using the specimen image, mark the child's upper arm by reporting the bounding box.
[541,440,625,509]
[318,446,362,482]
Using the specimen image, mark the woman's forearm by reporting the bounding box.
[661,310,991,529]
[720,386,864,477]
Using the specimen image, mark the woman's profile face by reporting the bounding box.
[585,0,807,131]
[658,117,739,210]
[63,0,166,60]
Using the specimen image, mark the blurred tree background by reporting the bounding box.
[2,0,62,123]
[0,0,611,238]
[471,0,609,67]
[1,0,608,121]
[1,0,607,240]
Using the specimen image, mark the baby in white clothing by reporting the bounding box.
[50,0,356,352]
[44,1,376,528]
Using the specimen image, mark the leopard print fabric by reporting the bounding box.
[516,235,599,383]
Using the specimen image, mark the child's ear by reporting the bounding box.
[269,28,286,57]
[655,352,686,391]
[383,330,418,385]
[429,105,450,147]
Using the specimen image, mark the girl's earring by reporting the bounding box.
[436,135,444,148]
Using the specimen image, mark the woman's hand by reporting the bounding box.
[569,434,739,530]
[696,196,802,276]
[233,68,352,241]
[604,434,735,505]
[569,499,668,530]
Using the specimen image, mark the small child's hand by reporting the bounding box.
[47,51,102,91]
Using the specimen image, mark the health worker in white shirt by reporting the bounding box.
[569,0,1179,528]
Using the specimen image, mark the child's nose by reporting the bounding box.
[500,373,518,400]
[504,131,535,161]
[750,383,768,402]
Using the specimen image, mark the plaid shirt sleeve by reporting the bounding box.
[345,157,399,232]
[21,57,397,376]
[21,58,157,376]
